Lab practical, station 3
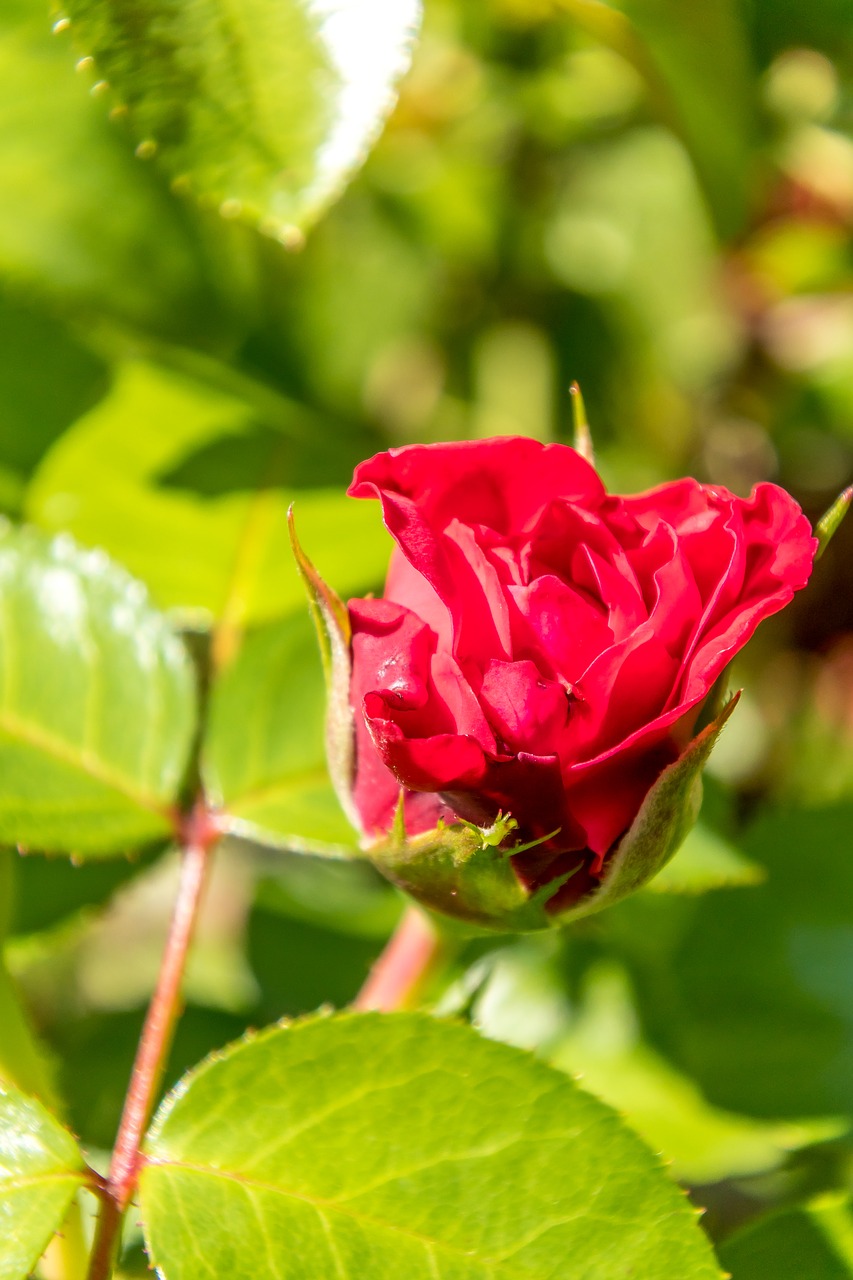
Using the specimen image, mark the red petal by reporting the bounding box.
[478,659,569,752]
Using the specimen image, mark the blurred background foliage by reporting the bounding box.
[5,0,853,1272]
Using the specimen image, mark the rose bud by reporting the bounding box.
[291,437,817,930]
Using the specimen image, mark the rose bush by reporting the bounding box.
[329,437,816,922]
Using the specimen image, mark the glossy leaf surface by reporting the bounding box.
[60,0,421,235]
[141,1012,721,1279]
[28,362,390,626]
[0,0,222,342]
[204,613,355,854]
[0,526,195,855]
[0,1085,89,1280]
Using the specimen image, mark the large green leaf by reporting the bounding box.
[0,291,107,517]
[28,361,391,624]
[0,1084,90,1280]
[619,0,756,239]
[0,525,195,856]
[601,803,853,1119]
[59,0,421,236]
[140,1012,721,1279]
[645,821,765,894]
[719,1196,853,1279]
[0,0,224,342]
[203,613,356,854]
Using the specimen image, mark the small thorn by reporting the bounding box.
[135,139,157,160]
[75,55,94,74]
[52,16,70,33]
[570,382,595,468]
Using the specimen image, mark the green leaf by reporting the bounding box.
[140,1012,721,1279]
[719,1195,853,1279]
[28,361,391,625]
[645,821,765,894]
[0,0,225,343]
[557,0,755,238]
[0,1083,90,1280]
[625,0,756,239]
[549,961,835,1186]
[0,291,107,517]
[59,0,422,237]
[602,802,853,1119]
[203,613,356,854]
[0,525,195,856]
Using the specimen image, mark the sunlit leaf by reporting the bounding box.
[0,1084,89,1280]
[0,0,225,342]
[620,0,756,238]
[28,361,391,626]
[549,962,836,1185]
[140,1012,722,1279]
[0,292,107,518]
[203,613,356,854]
[0,526,195,856]
[646,821,765,893]
[59,0,422,236]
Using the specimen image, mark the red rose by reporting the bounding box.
[343,437,816,916]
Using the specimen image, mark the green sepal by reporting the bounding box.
[569,381,596,468]
[368,808,569,931]
[368,695,739,932]
[287,508,359,832]
[815,485,853,560]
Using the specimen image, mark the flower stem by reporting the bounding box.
[353,905,445,1012]
[86,803,219,1280]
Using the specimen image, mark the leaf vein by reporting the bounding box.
[145,1161,576,1277]
[0,707,170,817]
[237,1067,453,1172]
[316,1205,348,1280]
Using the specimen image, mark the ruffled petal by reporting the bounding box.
[508,574,614,682]
[478,659,569,753]
[349,437,605,536]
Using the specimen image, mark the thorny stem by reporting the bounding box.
[354,905,445,1012]
[85,802,220,1280]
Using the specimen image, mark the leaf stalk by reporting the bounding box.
[353,905,445,1012]
[86,800,221,1280]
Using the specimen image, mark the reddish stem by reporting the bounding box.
[86,802,219,1280]
[354,905,442,1012]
